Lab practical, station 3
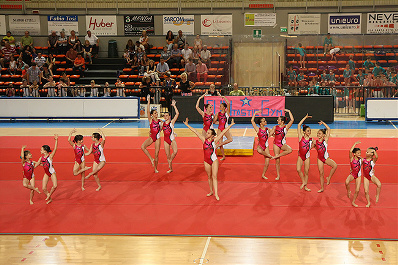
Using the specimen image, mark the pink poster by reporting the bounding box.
[204,96,285,117]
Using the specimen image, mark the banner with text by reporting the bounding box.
[124,15,154,36]
[163,15,194,35]
[0,15,6,36]
[244,13,276,27]
[288,14,320,35]
[201,15,233,35]
[328,13,361,34]
[367,12,398,34]
[86,16,117,36]
[204,96,285,117]
[9,15,41,35]
[48,15,79,35]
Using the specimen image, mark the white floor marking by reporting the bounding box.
[243,128,247,136]
[199,237,211,265]
[102,120,115,128]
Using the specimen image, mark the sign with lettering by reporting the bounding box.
[328,13,361,34]
[48,15,79,35]
[367,12,398,34]
[86,15,117,36]
[204,96,285,117]
[9,15,41,35]
[288,14,320,35]
[124,15,154,36]
[163,15,194,35]
[201,15,233,35]
[245,13,276,27]
[0,15,5,35]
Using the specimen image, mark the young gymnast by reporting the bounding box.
[85,129,106,191]
[37,134,58,204]
[162,100,179,173]
[183,117,235,201]
[196,93,214,137]
[251,110,273,179]
[271,109,294,180]
[312,121,338,192]
[141,94,162,173]
[363,146,382,207]
[296,114,312,191]
[213,93,233,161]
[345,141,362,207]
[68,129,91,191]
[21,145,41,204]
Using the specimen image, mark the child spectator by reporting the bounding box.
[324,33,333,54]
[194,34,203,51]
[343,64,355,86]
[357,69,366,86]
[329,47,341,61]
[297,69,305,87]
[328,69,336,87]
[363,57,374,71]
[294,43,306,69]
[348,55,355,71]
[287,66,297,87]
[8,55,17,75]
[320,69,329,87]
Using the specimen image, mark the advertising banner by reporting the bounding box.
[204,96,285,117]
[86,16,117,36]
[0,15,6,35]
[124,15,154,36]
[288,14,320,35]
[47,15,79,35]
[367,12,398,34]
[328,13,361,34]
[244,13,276,27]
[201,15,233,35]
[9,15,41,35]
[163,15,194,35]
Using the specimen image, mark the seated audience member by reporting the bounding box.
[3,31,15,46]
[46,54,56,72]
[21,31,33,48]
[87,80,100,97]
[185,59,196,81]
[192,47,200,64]
[207,83,219,96]
[165,30,174,50]
[31,48,37,60]
[85,30,99,57]
[26,62,42,85]
[8,55,17,75]
[135,41,145,53]
[179,72,195,96]
[160,46,171,63]
[168,44,182,67]
[348,55,355,71]
[17,57,29,79]
[176,30,186,49]
[229,83,245,96]
[83,40,93,64]
[103,82,111,97]
[44,76,57,97]
[343,64,355,86]
[123,49,131,65]
[115,78,126,97]
[297,69,306,87]
[140,30,150,52]
[196,60,208,83]
[194,34,203,51]
[66,47,78,66]
[73,53,85,76]
[76,85,86,97]
[139,76,152,98]
[140,54,149,75]
[162,72,176,112]
[287,66,297,87]
[20,45,33,66]
[145,59,160,85]
[21,79,30,97]
[0,41,16,67]
[324,33,333,54]
[58,78,68,97]
[328,69,337,87]
[181,44,193,62]
[156,58,169,77]
[357,69,366,86]
[68,30,79,50]
[363,57,374,71]
[41,64,53,83]
[58,31,68,55]
[48,31,59,54]
[131,55,140,74]
[200,45,211,67]
[136,47,145,62]
[372,62,386,77]
[329,46,341,61]
[6,83,15,97]
[34,52,47,69]
[74,39,83,53]
[30,80,40,97]
[126,39,134,51]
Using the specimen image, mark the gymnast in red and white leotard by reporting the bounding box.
[85,130,106,191]
[271,109,294,180]
[196,93,214,138]
[68,129,91,191]
[184,117,235,201]
[251,110,272,180]
[38,134,59,204]
[141,94,162,173]
[362,146,382,207]
[21,145,40,204]
[296,114,313,191]
[213,94,233,161]
[311,121,337,193]
[345,141,362,207]
[162,100,179,173]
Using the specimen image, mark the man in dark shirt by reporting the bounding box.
[48,31,59,54]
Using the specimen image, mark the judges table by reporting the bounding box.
[172,95,334,123]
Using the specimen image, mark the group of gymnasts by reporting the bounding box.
[20,92,382,207]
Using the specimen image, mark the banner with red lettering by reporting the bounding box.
[85,15,117,36]
[204,96,285,117]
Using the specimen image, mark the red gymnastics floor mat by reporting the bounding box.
[0,136,397,240]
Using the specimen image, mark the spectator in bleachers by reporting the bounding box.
[169,44,182,68]
[131,55,140,74]
[3,31,15,46]
[287,66,297,87]
[44,76,57,97]
[145,59,160,86]
[30,80,39,97]
[294,43,306,69]
[8,55,17,75]
[162,72,176,112]
[76,85,86,97]
[74,39,83,53]
[328,69,336,87]
[329,47,341,62]
[21,31,33,49]
[196,60,208,83]
[229,83,245,96]
[136,47,145,62]
[42,64,53,83]
[179,72,194,96]
[348,55,355,71]
[156,58,169,77]
[58,78,68,97]
[320,69,329,87]
[192,47,200,64]
[68,30,79,50]
[323,33,333,54]
[185,59,196,81]
[61,72,71,86]
[140,54,149,75]
[21,79,30,97]
[372,62,386,77]
[139,30,150,52]
[58,31,68,55]
[26,62,41,85]
[83,40,93,64]
[176,30,186,49]
[200,45,211,68]
[343,64,355,86]
[308,77,318,95]
[357,69,366,86]
[363,57,374,71]
[160,46,171,63]
[123,49,131,66]
[34,52,46,69]
[17,57,28,79]
[139,76,151,98]
[135,41,145,53]
[297,69,305,87]
[48,31,59,54]
[165,30,175,50]
[115,78,126,97]
[373,76,384,98]
[181,44,193,63]
[126,39,134,51]
[0,41,16,68]
[103,82,111,97]
[66,47,78,66]
[194,34,203,51]
[85,30,99,58]
[20,46,33,66]
[73,53,85,76]
[46,54,56,72]
[6,83,15,97]
[86,80,99,97]
[207,83,218,96]
[31,47,37,60]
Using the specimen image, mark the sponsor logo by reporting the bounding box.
[202,18,212,27]
[88,17,114,31]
